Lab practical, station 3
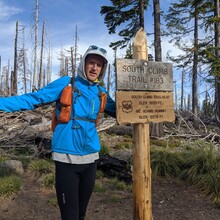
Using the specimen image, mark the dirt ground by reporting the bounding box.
[0,173,220,220]
[1,130,220,220]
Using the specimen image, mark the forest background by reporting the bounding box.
[0,0,220,129]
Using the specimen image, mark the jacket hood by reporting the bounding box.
[77,45,108,83]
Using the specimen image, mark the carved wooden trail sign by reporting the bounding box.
[116,91,174,124]
[116,59,175,124]
[116,58,173,91]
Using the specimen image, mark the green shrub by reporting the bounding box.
[11,146,35,156]
[115,141,133,150]
[0,175,22,197]
[214,196,220,208]
[94,181,107,192]
[151,137,182,149]
[96,170,104,179]
[48,197,58,207]
[196,168,220,204]
[28,159,54,175]
[0,156,10,163]
[99,142,110,155]
[109,194,121,203]
[151,147,183,177]
[11,156,31,169]
[116,181,127,190]
[40,173,55,188]
[107,178,129,191]
[179,142,218,185]
[0,167,13,177]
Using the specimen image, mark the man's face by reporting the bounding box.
[85,54,104,81]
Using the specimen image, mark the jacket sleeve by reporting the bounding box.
[0,76,70,112]
[104,93,116,118]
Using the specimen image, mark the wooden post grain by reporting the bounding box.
[132,28,153,220]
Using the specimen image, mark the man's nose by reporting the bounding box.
[92,63,98,69]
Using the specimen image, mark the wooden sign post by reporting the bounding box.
[116,28,175,220]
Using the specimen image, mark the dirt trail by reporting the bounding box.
[1,174,220,220]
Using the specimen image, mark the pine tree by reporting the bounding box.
[100,0,149,50]
[165,0,212,128]
[214,0,220,123]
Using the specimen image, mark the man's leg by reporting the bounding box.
[78,161,97,220]
[55,161,80,220]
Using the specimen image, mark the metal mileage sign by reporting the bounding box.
[116,58,173,91]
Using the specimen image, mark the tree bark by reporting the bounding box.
[215,0,220,124]
[151,0,164,137]
[139,0,145,29]
[181,68,185,109]
[38,20,45,89]
[192,4,199,128]
[33,0,39,91]
[12,21,18,96]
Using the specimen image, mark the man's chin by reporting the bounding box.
[88,77,97,82]
[88,75,97,81]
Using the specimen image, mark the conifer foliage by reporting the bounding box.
[100,0,149,49]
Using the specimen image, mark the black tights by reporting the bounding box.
[55,161,97,220]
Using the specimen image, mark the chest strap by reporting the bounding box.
[72,117,96,123]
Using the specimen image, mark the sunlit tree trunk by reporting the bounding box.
[6,60,10,96]
[12,21,18,96]
[139,0,145,28]
[215,0,220,123]
[107,64,111,94]
[0,56,2,93]
[73,25,78,76]
[181,68,185,110]
[33,0,38,91]
[151,0,164,137]
[47,34,52,84]
[38,20,45,89]
[192,5,199,128]
[22,27,27,93]
[154,0,161,61]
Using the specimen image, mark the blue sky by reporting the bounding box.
[3,0,204,107]
[0,0,174,67]
[0,0,213,108]
[0,0,185,99]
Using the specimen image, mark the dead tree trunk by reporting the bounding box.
[12,21,18,96]
[22,27,27,93]
[192,4,199,128]
[151,0,164,137]
[107,64,111,94]
[215,0,220,123]
[38,20,45,90]
[181,68,185,109]
[70,47,74,75]
[6,60,10,96]
[33,0,39,91]
[0,56,1,91]
[47,36,52,85]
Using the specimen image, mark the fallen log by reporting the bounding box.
[97,154,132,183]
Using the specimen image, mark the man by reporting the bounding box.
[0,45,116,220]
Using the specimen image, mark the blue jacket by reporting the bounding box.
[0,75,116,155]
[0,47,116,156]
